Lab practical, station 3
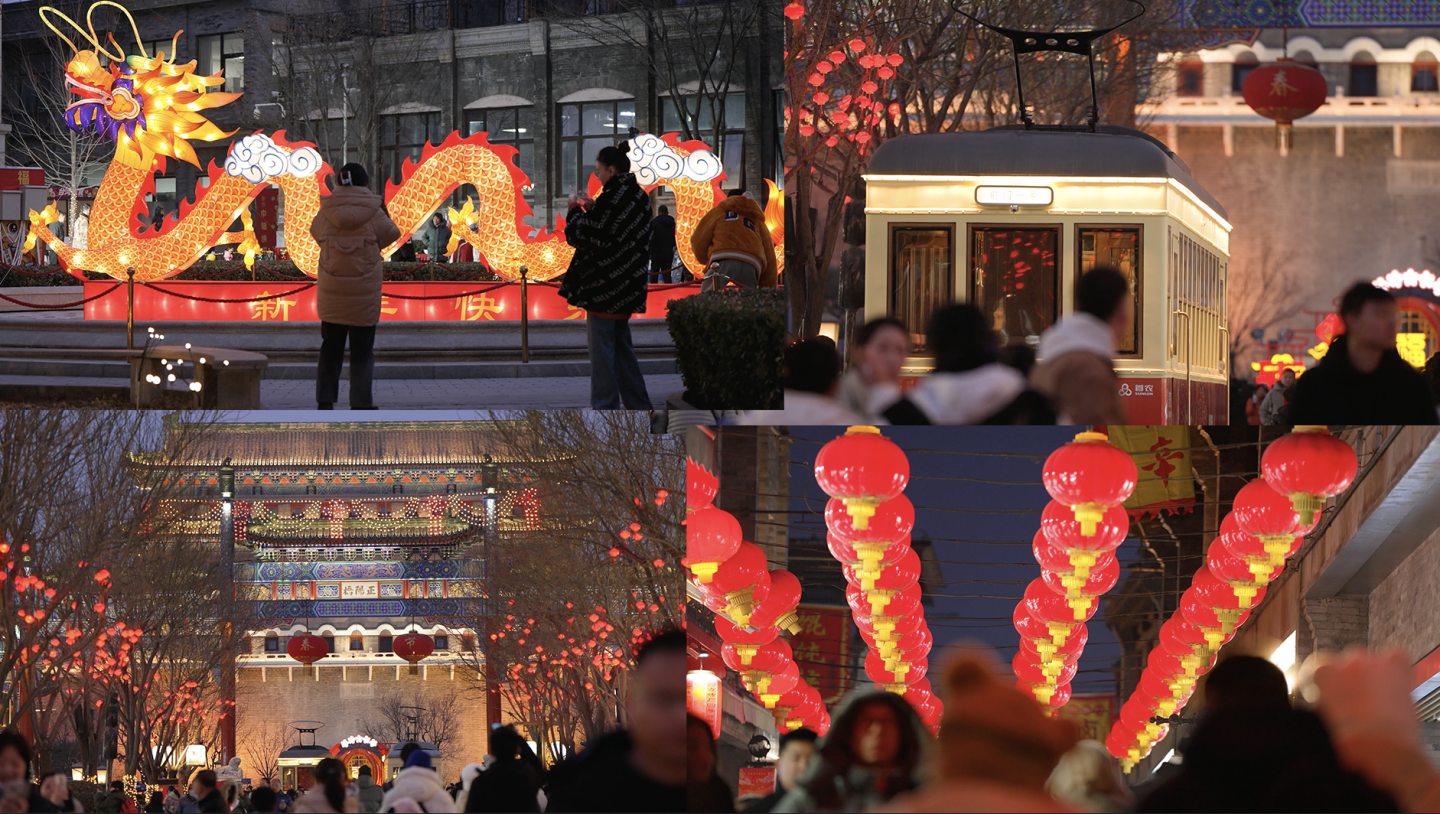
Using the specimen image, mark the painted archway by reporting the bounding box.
[1395,296,1440,368]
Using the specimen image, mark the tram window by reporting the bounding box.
[970,226,1058,347]
[889,225,954,352]
[1077,227,1140,354]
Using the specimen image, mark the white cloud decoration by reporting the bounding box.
[627,133,723,187]
[225,134,324,184]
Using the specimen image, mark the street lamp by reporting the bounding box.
[70,767,82,782]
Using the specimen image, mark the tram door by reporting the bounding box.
[890,226,953,351]
[971,226,1058,347]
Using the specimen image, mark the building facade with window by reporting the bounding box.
[1,0,780,236]
[145,419,555,784]
[1139,28,1440,375]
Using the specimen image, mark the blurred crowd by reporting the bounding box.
[688,646,1440,813]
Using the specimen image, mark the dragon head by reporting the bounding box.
[45,2,238,170]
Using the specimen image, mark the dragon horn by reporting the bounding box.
[86,1,148,61]
[38,5,91,55]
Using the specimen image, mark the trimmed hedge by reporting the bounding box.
[666,288,784,410]
[0,261,502,287]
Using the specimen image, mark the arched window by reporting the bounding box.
[1232,51,1259,93]
[1292,50,1319,70]
[1350,51,1378,96]
[1178,60,1204,96]
[1414,51,1439,92]
[264,634,279,653]
[350,633,364,651]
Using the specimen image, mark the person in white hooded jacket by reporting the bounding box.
[1029,266,1131,425]
[379,751,454,814]
[880,304,1054,425]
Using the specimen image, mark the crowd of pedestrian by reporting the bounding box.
[687,645,1440,813]
[761,274,1440,425]
[0,631,682,814]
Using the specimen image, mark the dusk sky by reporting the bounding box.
[788,426,1150,697]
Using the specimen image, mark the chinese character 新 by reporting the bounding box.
[250,292,298,321]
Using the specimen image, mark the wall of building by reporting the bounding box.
[1369,523,1440,659]
[235,661,488,786]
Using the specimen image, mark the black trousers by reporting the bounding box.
[316,321,377,408]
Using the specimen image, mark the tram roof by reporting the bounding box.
[865,125,1227,221]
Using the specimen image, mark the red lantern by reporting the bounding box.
[1241,58,1328,151]
[814,426,910,530]
[1120,695,1167,742]
[748,570,803,634]
[687,458,719,512]
[1106,719,1144,766]
[714,615,779,648]
[1206,538,1278,609]
[1191,565,1264,637]
[829,531,913,584]
[1013,649,1077,687]
[706,541,771,626]
[1014,603,1063,664]
[1232,478,1300,566]
[1041,501,1130,581]
[685,506,742,583]
[770,686,812,727]
[1023,578,1093,647]
[826,495,915,580]
[286,632,328,675]
[725,638,791,677]
[783,1,804,20]
[747,660,802,707]
[866,618,931,665]
[1042,431,1138,535]
[1218,512,1299,584]
[1157,617,1213,672]
[1180,585,1247,650]
[843,544,921,595]
[1021,622,1088,665]
[1139,667,1191,711]
[847,551,920,616]
[1041,554,1120,620]
[866,649,927,687]
[394,631,435,675]
[853,607,921,649]
[1261,427,1358,527]
[1032,530,1118,583]
[847,582,921,629]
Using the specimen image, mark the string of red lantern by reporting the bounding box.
[1107,428,1357,771]
[1015,432,1136,715]
[816,427,942,735]
[684,457,831,737]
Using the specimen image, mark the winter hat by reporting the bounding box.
[403,750,433,770]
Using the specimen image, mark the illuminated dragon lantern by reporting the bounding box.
[25,2,785,284]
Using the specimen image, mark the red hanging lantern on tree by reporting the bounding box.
[1042,431,1138,539]
[748,570,804,634]
[685,506,742,584]
[1241,58,1328,151]
[1261,427,1358,527]
[394,631,435,675]
[814,426,910,530]
[1040,501,1130,582]
[1231,478,1301,566]
[286,632,328,676]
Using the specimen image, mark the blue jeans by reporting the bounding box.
[587,314,651,409]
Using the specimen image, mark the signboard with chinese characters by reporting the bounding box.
[1057,693,1115,743]
[975,185,1054,206]
[254,185,280,250]
[738,767,776,800]
[339,581,379,599]
[687,670,722,737]
[790,604,852,707]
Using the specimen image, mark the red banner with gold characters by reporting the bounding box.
[253,185,280,250]
[82,281,696,322]
[1057,693,1115,743]
[790,604,852,707]
[1106,425,1196,520]
[687,670,722,738]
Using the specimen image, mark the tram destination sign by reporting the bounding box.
[975,185,1054,207]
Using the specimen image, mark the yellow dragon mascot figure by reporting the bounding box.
[25,2,784,285]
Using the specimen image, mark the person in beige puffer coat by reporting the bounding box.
[309,162,401,410]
